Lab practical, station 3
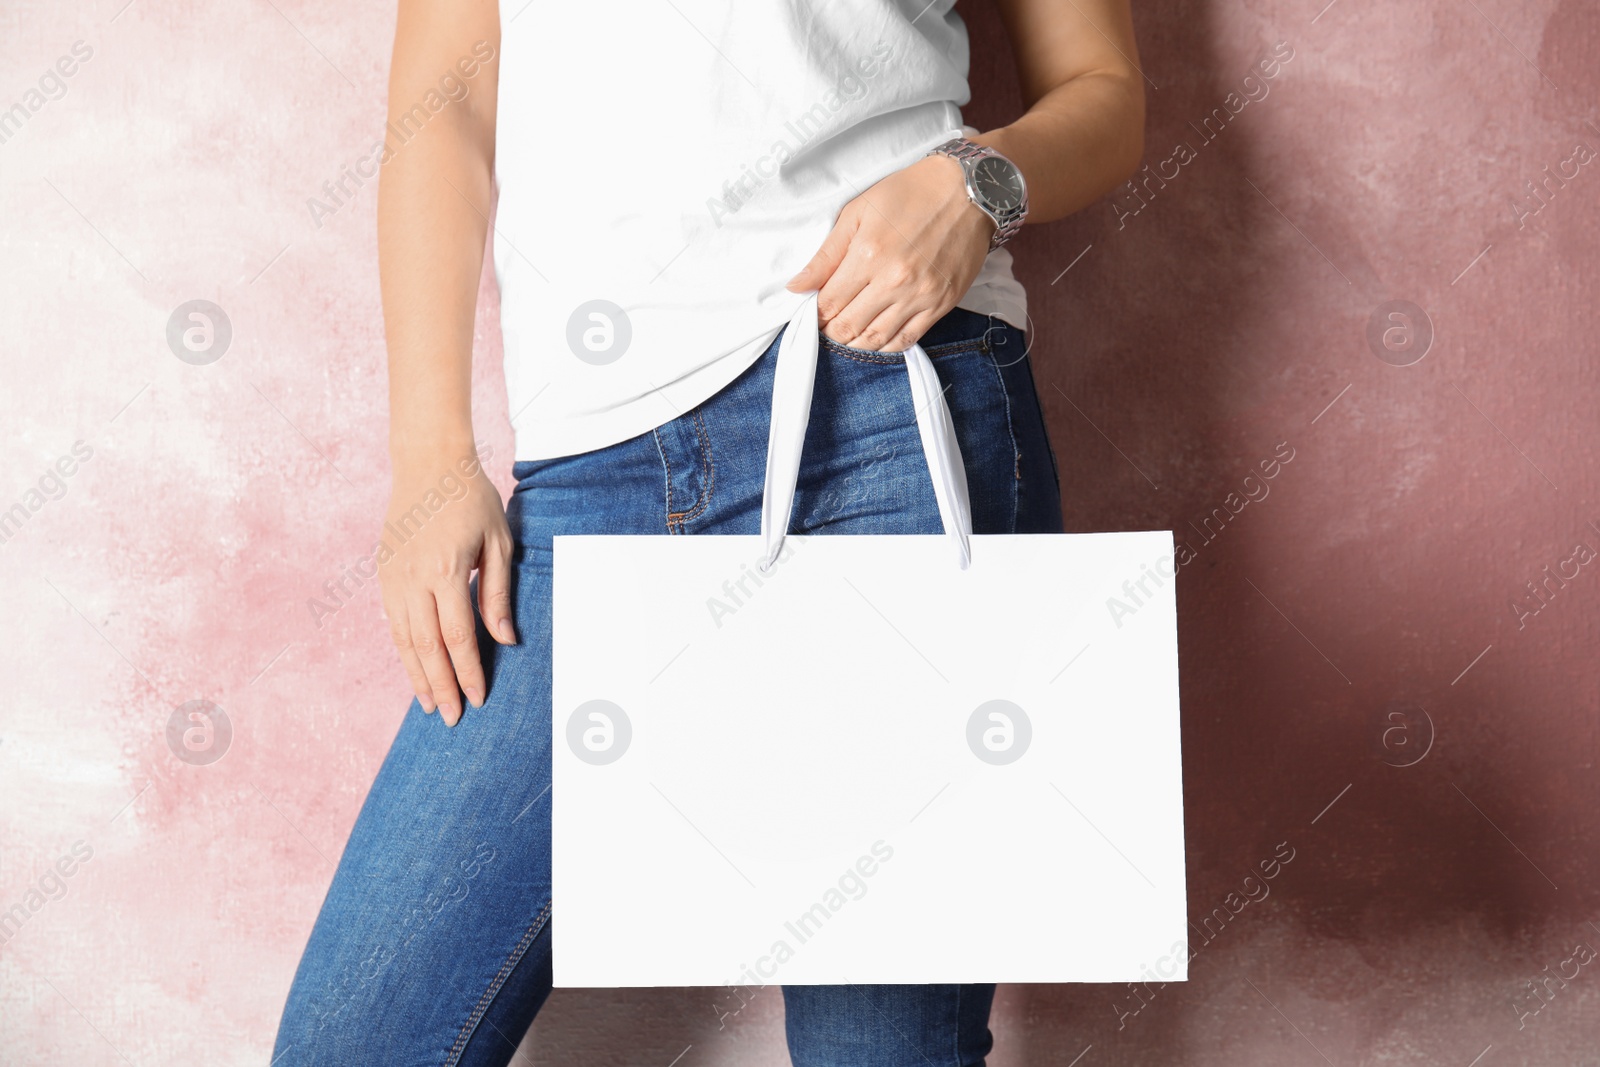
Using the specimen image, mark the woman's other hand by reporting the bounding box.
[379,450,515,727]
[378,0,503,727]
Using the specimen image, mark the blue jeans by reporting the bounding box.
[272,307,1062,1066]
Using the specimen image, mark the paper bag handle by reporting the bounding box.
[758,290,974,572]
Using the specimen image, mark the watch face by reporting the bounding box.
[973,156,1025,212]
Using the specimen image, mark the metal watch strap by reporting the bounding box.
[928,136,1028,251]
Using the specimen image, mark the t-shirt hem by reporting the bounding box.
[510,325,782,461]
[510,282,1029,462]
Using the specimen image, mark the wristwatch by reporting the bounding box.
[927,136,1029,251]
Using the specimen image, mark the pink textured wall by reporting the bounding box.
[2,1,1596,1064]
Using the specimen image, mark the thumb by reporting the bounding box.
[787,209,860,292]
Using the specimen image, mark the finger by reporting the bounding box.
[383,591,436,712]
[815,253,876,336]
[478,533,517,645]
[787,207,861,294]
[436,576,487,711]
[854,303,944,356]
[407,593,464,726]
[824,282,901,350]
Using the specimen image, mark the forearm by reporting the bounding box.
[981,0,1146,224]
[378,17,498,472]
[975,70,1144,225]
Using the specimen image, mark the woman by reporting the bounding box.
[273,1,1142,1063]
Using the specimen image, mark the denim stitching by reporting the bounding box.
[444,899,552,1066]
[821,335,993,364]
[652,428,678,533]
[984,341,1021,533]
[667,409,716,526]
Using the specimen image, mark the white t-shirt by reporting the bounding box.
[493,0,1027,460]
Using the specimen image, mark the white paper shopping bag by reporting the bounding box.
[553,293,1186,988]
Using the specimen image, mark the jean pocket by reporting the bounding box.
[820,335,911,362]
[820,306,999,364]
